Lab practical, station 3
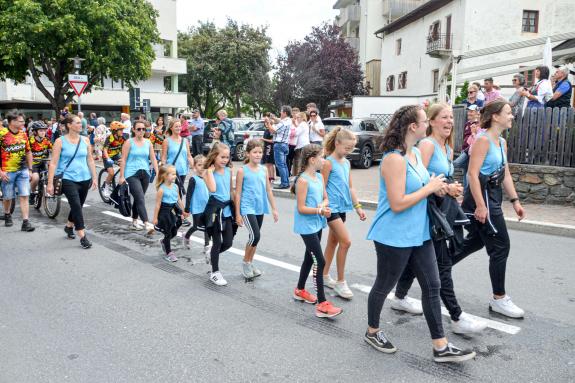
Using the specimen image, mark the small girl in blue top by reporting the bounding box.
[153,165,185,263]
[183,155,211,260]
[291,144,342,319]
[321,127,366,300]
[234,139,279,279]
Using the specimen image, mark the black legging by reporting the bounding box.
[184,213,210,246]
[242,214,264,247]
[452,214,510,296]
[287,144,296,176]
[368,240,444,340]
[210,217,233,272]
[62,179,91,231]
[126,170,149,222]
[395,238,463,321]
[177,174,186,197]
[297,230,326,304]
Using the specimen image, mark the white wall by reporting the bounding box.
[359,0,384,69]
[352,95,428,117]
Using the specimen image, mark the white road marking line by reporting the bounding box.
[101,209,521,335]
[61,198,90,207]
[350,283,521,335]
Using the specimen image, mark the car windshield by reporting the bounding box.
[322,119,360,132]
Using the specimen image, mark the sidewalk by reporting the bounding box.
[271,165,575,238]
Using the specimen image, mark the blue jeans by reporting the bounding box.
[1,169,31,199]
[273,142,289,187]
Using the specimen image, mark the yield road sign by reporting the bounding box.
[68,74,88,97]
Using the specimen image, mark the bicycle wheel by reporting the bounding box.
[98,167,115,204]
[43,183,61,219]
[33,182,42,210]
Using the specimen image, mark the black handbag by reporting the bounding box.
[428,195,454,241]
[53,138,81,196]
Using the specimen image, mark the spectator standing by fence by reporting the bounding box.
[483,78,501,104]
[546,66,573,109]
[189,109,204,156]
[463,84,484,109]
[523,66,553,108]
[270,105,292,189]
[509,74,527,116]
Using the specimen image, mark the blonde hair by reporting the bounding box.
[243,139,265,164]
[204,142,232,169]
[194,154,205,165]
[297,112,307,122]
[166,119,180,136]
[155,165,176,190]
[323,126,356,156]
[427,103,454,148]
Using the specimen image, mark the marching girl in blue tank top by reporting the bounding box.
[153,165,184,263]
[161,119,194,196]
[182,155,211,260]
[364,105,475,363]
[204,143,235,286]
[291,144,342,319]
[457,100,526,319]
[234,139,279,279]
[119,120,159,235]
[320,126,367,300]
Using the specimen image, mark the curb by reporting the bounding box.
[271,189,575,239]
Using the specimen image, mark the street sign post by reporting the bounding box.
[68,74,88,112]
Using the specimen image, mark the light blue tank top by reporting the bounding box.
[293,173,327,235]
[56,136,91,182]
[240,165,270,216]
[166,137,188,176]
[420,137,453,177]
[478,133,506,175]
[124,138,151,179]
[160,183,179,204]
[326,156,353,213]
[211,167,232,217]
[191,175,209,214]
[366,148,431,247]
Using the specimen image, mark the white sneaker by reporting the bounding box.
[324,274,337,289]
[210,271,227,286]
[103,184,112,198]
[451,313,487,334]
[334,280,354,299]
[203,242,212,254]
[250,263,262,278]
[145,222,155,235]
[390,295,423,315]
[489,296,524,318]
[130,222,144,231]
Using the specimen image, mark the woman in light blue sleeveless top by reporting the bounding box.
[240,164,270,216]
[119,120,158,233]
[294,172,326,235]
[161,120,194,194]
[325,155,353,213]
[364,105,474,362]
[212,166,232,217]
[160,183,179,204]
[48,114,97,249]
[189,175,209,214]
[419,137,454,177]
[458,100,526,319]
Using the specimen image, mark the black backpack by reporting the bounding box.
[109,183,132,217]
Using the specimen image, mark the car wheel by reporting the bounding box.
[356,145,373,169]
[235,143,246,162]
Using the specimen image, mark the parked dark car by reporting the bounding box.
[322,117,385,169]
[234,120,267,161]
[203,118,254,158]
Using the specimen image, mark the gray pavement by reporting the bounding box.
[1,186,574,382]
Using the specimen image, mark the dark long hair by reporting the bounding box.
[290,144,323,194]
[480,98,510,130]
[380,105,422,155]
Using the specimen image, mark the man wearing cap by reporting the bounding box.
[189,108,204,156]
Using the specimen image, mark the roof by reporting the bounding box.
[374,0,453,36]
[553,39,575,51]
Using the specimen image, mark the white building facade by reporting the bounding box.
[0,0,187,120]
[375,0,575,102]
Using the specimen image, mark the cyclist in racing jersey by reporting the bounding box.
[28,121,52,201]
[102,121,125,197]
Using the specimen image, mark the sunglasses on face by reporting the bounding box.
[310,114,317,117]
[135,128,146,132]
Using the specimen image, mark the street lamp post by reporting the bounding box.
[69,56,85,112]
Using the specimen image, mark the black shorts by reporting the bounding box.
[327,212,347,223]
[103,155,121,170]
[32,163,46,173]
[263,143,275,164]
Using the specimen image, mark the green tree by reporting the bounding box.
[178,19,272,118]
[455,81,469,104]
[0,0,160,114]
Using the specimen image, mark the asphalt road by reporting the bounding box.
[1,185,574,383]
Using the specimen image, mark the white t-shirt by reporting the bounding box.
[295,122,310,149]
[534,79,553,105]
[308,119,325,143]
[122,119,132,134]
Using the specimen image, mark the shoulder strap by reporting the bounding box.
[62,137,82,174]
[171,138,184,166]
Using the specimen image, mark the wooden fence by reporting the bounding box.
[453,106,575,167]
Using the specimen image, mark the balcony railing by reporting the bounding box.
[426,33,452,57]
[383,0,424,20]
[345,36,360,51]
[337,4,360,28]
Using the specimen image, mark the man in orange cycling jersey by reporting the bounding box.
[28,121,52,200]
[102,121,125,197]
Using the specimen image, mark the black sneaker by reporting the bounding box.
[80,236,92,249]
[4,214,13,227]
[21,220,35,232]
[64,226,76,239]
[364,330,397,354]
[433,343,476,363]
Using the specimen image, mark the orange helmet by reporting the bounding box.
[110,121,124,131]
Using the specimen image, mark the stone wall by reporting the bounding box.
[509,164,575,205]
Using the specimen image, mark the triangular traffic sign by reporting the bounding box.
[69,80,88,97]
